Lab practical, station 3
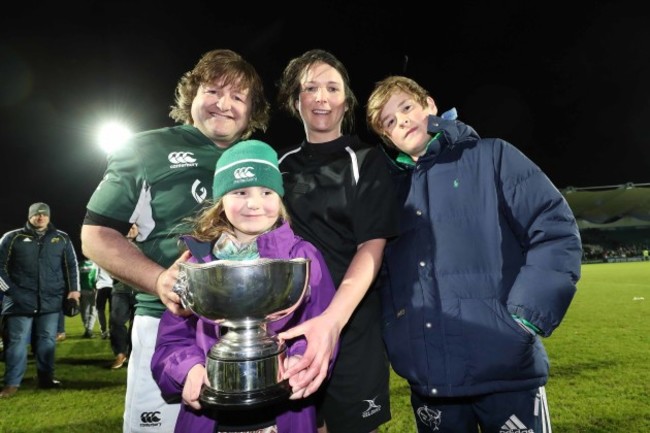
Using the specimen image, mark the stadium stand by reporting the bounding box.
[561,183,650,263]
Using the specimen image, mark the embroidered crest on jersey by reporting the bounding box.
[192,179,208,203]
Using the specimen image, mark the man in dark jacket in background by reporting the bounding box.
[109,224,139,370]
[0,202,80,398]
[366,77,582,433]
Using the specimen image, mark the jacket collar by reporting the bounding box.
[301,135,359,155]
[24,222,54,237]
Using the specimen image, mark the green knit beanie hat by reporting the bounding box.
[213,140,284,200]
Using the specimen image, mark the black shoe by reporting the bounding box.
[38,378,61,389]
[37,371,62,389]
[83,330,94,339]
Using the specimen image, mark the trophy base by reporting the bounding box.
[199,379,291,409]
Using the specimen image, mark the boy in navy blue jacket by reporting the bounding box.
[366,76,582,433]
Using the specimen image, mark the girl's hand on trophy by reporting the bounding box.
[182,364,206,410]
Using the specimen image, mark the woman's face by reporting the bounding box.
[295,61,347,143]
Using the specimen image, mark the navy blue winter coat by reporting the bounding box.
[0,222,79,315]
[378,115,582,398]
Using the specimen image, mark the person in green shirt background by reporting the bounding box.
[78,259,98,338]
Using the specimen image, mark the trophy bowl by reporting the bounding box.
[174,258,310,408]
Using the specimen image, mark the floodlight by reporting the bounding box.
[97,121,133,154]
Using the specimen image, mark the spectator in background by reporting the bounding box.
[79,258,99,338]
[109,279,136,369]
[0,202,80,398]
[109,224,139,369]
[55,304,66,342]
[0,292,5,359]
[95,266,113,339]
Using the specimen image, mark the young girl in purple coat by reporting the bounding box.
[151,140,337,433]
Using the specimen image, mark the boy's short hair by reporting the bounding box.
[366,76,430,148]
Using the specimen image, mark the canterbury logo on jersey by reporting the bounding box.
[234,166,255,179]
[168,151,198,168]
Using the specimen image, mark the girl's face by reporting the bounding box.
[379,90,437,161]
[222,186,281,243]
[295,61,347,143]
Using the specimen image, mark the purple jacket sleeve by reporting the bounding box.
[151,310,210,397]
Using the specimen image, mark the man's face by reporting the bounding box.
[191,79,252,148]
[29,213,50,230]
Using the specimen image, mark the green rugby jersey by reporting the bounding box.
[86,125,227,317]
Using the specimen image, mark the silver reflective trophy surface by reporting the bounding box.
[174,258,310,408]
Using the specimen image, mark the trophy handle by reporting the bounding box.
[172,269,192,309]
[265,282,311,322]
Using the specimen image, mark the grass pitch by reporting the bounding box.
[1,261,648,432]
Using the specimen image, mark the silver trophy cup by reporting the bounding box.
[174,258,310,408]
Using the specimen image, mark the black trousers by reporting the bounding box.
[95,286,112,333]
[109,290,136,356]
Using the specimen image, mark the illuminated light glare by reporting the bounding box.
[97,121,133,154]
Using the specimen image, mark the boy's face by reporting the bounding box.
[379,90,437,160]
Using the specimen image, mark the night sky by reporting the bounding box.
[1,1,649,254]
